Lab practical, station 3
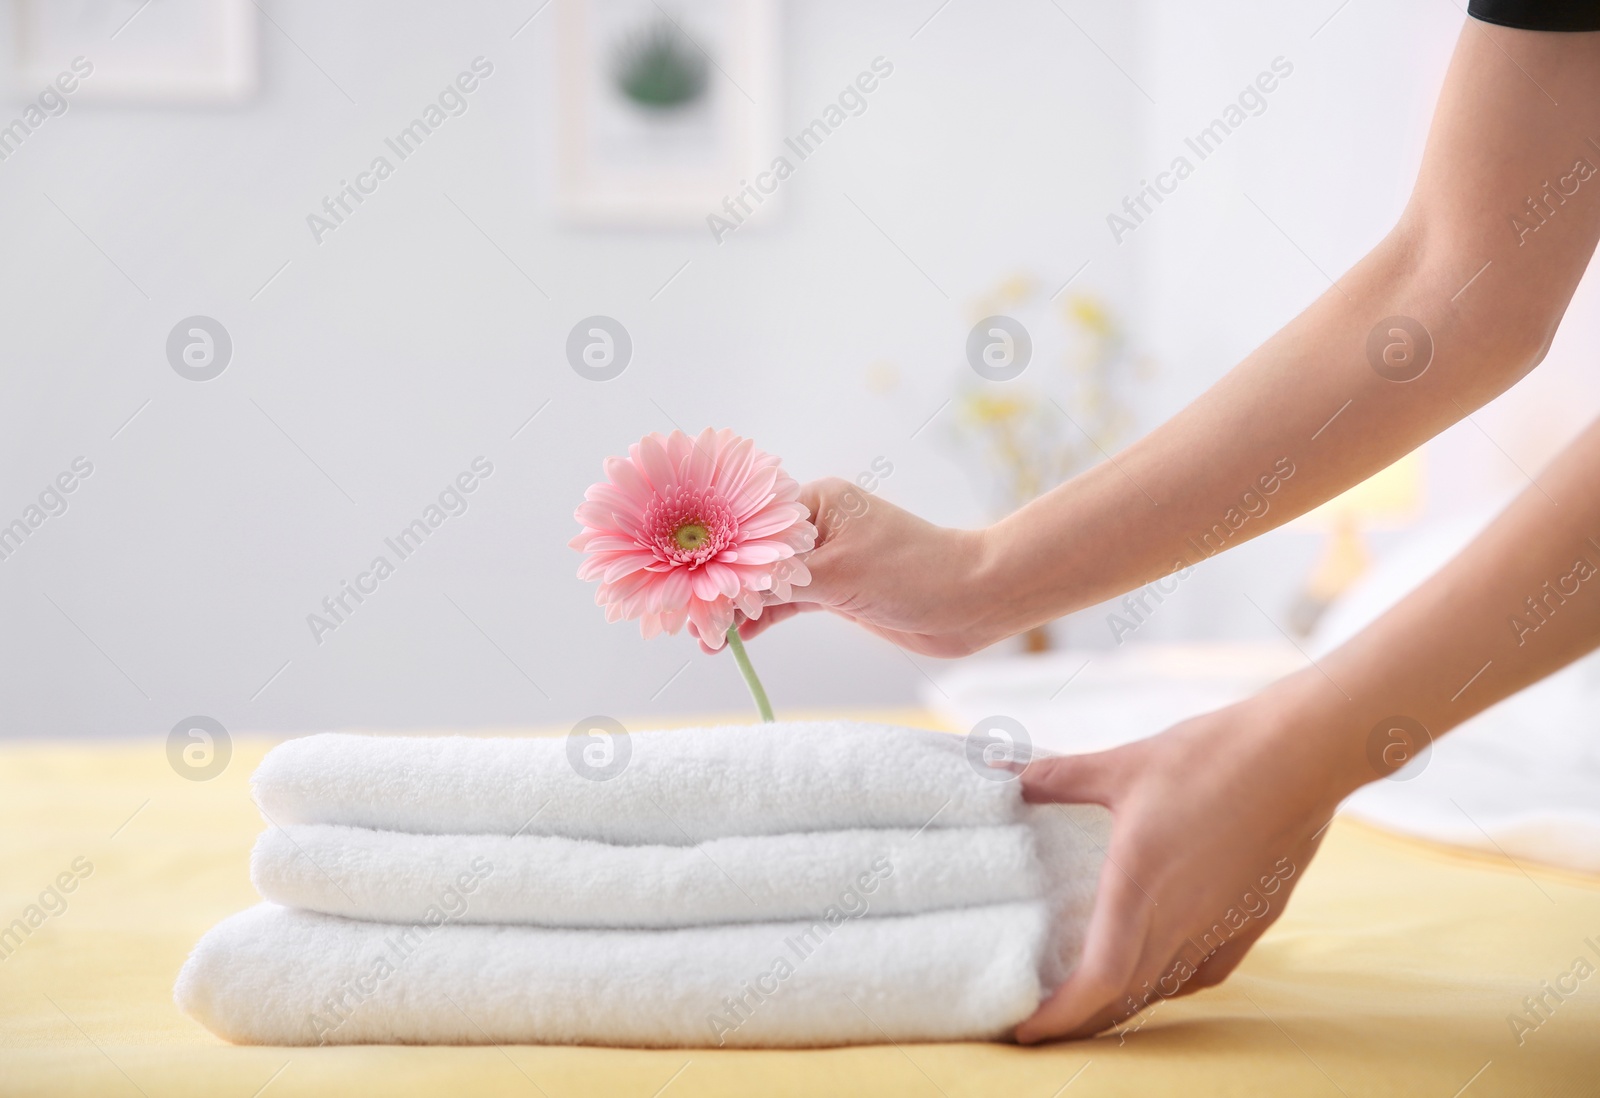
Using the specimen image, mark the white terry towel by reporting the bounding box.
[252,722,1016,843]
[179,804,1110,1047]
[176,901,1051,1048]
[252,822,1043,928]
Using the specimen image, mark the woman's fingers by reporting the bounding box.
[687,602,827,651]
[780,541,842,605]
[736,602,817,642]
[1014,862,1153,1043]
[1178,923,1268,992]
[1013,744,1178,1042]
[794,478,830,527]
[1018,750,1119,807]
[746,478,860,615]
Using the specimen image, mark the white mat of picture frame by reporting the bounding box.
[14,0,257,105]
[557,0,779,226]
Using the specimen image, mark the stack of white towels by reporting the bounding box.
[176,721,1108,1048]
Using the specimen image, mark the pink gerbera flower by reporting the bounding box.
[571,428,815,650]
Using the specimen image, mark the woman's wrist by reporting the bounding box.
[1249,667,1395,809]
[966,459,1186,645]
[963,518,1051,646]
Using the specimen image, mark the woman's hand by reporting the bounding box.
[1014,674,1355,1042]
[1013,406,1600,1041]
[696,477,1007,658]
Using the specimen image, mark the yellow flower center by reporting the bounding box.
[674,523,710,551]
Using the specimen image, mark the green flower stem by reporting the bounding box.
[725,626,774,723]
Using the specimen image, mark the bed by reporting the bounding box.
[3,714,1597,1096]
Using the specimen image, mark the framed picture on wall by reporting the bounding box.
[15,0,258,104]
[557,0,779,226]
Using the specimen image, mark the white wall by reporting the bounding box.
[5,0,1596,740]
[0,0,1142,736]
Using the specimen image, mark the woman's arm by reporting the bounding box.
[744,21,1600,657]
[1015,410,1600,1041]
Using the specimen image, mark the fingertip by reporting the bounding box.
[1012,990,1082,1046]
[1016,755,1068,802]
[1013,1009,1054,1045]
[739,602,806,641]
[1018,751,1112,805]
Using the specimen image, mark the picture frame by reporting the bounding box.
[14,0,258,105]
[556,0,779,226]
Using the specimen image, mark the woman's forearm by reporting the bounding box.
[1279,417,1600,798]
[973,25,1600,640]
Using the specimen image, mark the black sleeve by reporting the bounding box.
[1467,0,1600,30]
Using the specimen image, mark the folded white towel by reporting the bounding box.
[180,722,1113,1048]
[175,901,1051,1048]
[252,722,1015,843]
[252,822,1043,928]
[181,803,1110,1046]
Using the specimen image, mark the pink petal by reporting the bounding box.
[665,430,697,476]
[583,482,639,512]
[738,502,808,539]
[685,427,717,488]
[602,457,653,505]
[724,542,785,565]
[656,568,692,613]
[600,554,656,583]
[579,535,647,552]
[728,466,780,519]
[713,436,756,497]
[702,562,743,598]
[690,598,735,648]
[635,433,678,494]
[736,589,764,618]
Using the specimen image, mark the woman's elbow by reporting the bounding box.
[1383,212,1566,400]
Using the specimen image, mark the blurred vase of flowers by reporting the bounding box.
[949,273,1151,653]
